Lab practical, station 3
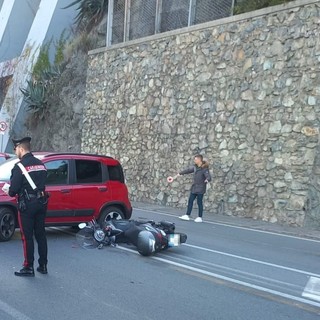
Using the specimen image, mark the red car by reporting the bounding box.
[0,152,132,241]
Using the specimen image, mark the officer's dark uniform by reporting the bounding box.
[9,137,48,277]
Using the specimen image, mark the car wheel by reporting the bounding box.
[0,207,16,242]
[99,206,125,227]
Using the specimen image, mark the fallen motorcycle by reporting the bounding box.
[76,218,187,256]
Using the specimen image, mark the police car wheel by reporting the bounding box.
[0,207,16,242]
[98,206,125,228]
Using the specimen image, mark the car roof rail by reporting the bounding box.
[41,152,115,160]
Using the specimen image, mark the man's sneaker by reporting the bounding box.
[194,217,203,223]
[179,215,190,221]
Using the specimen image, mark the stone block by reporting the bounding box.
[243,58,252,72]
[274,199,288,209]
[269,121,282,134]
[241,90,254,101]
[282,96,295,107]
[307,96,316,106]
[274,181,287,188]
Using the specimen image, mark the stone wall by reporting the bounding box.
[82,0,320,227]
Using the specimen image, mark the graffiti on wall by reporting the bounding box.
[0,75,13,109]
[0,58,18,110]
[0,58,18,78]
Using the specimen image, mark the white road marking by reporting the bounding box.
[117,245,320,308]
[0,300,32,320]
[48,227,74,235]
[166,253,303,292]
[52,226,319,278]
[303,277,320,302]
[51,226,320,308]
[134,208,320,243]
[184,243,320,278]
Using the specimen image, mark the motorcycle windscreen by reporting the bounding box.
[76,228,100,249]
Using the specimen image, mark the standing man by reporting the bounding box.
[177,154,211,223]
[9,137,48,277]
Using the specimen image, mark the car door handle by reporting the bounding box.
[61,189,71,194]
[98,187,107,192]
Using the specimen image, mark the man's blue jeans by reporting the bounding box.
[186,193,204,217]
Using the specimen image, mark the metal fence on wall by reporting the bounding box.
[106,0,235,46]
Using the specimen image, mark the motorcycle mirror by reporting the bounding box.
[78,223,87,229]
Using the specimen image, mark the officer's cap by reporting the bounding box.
[12,136,31,148]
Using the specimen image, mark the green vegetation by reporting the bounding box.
[54,31,68,66]
[63,0,108,32]
[63,31,99,59]
[234,0,294,14]
[20,35,67,119]
[32,42,51,81]
[20,80,47,119]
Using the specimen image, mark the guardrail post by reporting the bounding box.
[188,0,196,26]
[123,0,131,42]
[106,0,114,47]
[155,0,162,34]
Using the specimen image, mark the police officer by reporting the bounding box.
[9,137,48,277]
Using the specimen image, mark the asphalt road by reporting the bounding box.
[1,205,320,320]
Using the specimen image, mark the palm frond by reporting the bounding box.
[63,0,108,31]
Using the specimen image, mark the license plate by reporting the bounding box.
[168,234,180,247]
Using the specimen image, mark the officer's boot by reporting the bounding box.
[37,265,48,274]
[14,266,35,277]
